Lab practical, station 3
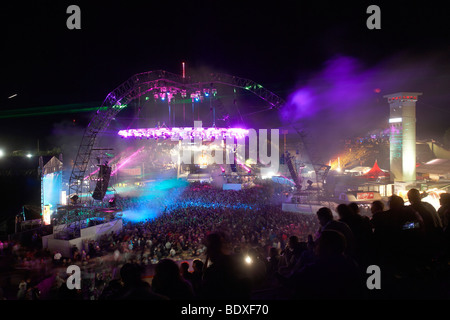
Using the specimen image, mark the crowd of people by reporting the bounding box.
[1,181,450,300]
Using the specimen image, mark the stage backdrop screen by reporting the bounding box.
[43,171,62,224]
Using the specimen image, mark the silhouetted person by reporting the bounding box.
[407,188,444,261]
[371,198,395,263]
[316,207,356,258]
[348,202,361,216]
[152,259,194,300]
[370,200,384,216]
[199,231,251,300]
[98,279,123,300]
[337,203,374,268]
[190,259,204,297]
[437,193,450,258]
[407,188,442,230]
[277,230,364,299]
[107,263,167,300]
[266,247,281,280]
[438,193,450,231]
[180,261,194,284]
[373,195,423,274]
[278,235,305,275]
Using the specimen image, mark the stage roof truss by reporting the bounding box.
[69,70,286,199]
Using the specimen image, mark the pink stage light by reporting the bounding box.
[111,147,145,176]
[84,167,100,180]
[235,157,251,173]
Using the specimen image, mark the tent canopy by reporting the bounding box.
[362,160,389,179]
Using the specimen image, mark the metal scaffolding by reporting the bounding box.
[69,70,287,200]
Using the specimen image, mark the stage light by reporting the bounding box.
[0,149,4,158]
[389,117,402,123]
[245,255,252,264]
[109,197,116,207]
[26,153,32,158]
[118,127,250,140]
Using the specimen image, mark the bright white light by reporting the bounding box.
[422,188,446,211]
[389,117,402,123]
[422,194,441,211]
[61,191,67,205]
[8,93,17,99]
[261,171,276,179]
[245,255,252,264]
[0,150,4,157]
[425,159,441,165]
[26,153,32,158]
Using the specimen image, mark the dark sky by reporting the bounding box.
[1,0,449,152]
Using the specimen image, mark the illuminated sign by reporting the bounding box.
[389,117,402,123]
[356,192,375,200]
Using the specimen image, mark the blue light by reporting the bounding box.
[118,178,259,224]
[121,208,159,223]
[43,171,63,217]
[120,178,189,223]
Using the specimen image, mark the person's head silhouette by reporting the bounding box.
[389,194,404,210]
[407,188,421,205]
[120,263,143,286]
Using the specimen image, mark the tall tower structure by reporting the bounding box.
[383,92,422,183]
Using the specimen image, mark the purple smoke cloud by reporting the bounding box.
[279,52,450,162]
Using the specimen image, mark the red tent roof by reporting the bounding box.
[362,160,389,179]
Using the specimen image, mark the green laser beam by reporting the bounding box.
[0,85,280,119]
[0,102,104,119]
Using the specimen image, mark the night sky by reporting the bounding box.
[1,0,449,152]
